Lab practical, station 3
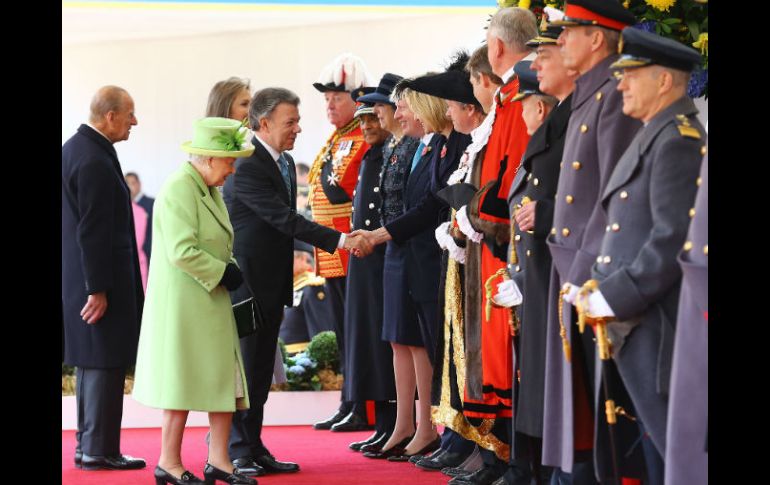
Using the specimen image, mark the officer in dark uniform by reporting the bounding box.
[573,26,707,484]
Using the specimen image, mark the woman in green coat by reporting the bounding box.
[133,117,257,485]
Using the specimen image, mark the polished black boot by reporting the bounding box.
[203,463,257,485]
[154,466,205,484]
[330,412,373,432]
[313,409,348,430]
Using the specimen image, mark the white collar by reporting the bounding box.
[133,192,145,202]
[420,133,434,145]
[254,133,281,162]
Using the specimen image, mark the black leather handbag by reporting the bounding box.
[232,294,265,339]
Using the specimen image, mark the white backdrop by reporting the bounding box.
[62,11,496,196]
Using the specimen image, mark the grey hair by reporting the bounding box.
[89,85,130,124]
[535,94,559,107]
[249,87,300,128]
[190,154,210,164]
[488,7,538,53]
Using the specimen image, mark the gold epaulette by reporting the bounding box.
[293,271,326,292]
[675,114,701,140]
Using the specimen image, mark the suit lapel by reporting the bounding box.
[251,136,290,204]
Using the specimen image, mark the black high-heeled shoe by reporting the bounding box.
[154,465,205,485]
[203,463,258,485]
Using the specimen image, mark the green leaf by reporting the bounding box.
[660,23,672,34]
[662,18,681,24]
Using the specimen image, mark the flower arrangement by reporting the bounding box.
[496,0,708,98]
[284,351,322,391]
[272,331,344,391]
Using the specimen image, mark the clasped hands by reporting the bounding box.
[345,227,392,258]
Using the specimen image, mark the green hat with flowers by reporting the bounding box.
[181,117,254,158]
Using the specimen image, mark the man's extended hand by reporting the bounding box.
[81,292,108,324]
[514,201,537,232]
[345,232,374,257]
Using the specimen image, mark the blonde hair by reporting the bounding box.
[404,89,451,134]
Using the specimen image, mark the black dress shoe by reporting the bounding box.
[443,467,473,478]
[203,463,257,484]
[359,431,391,454]
[74,449,83,468]
[230,458,266,477]
[349,430,383,451]
[254,454,300,473]
[313,409,348,430]
[154,466,205,484]
[362,435,413,459]
[387,436,442,462]
[413,448,445,466]
[417,450,472,471]
[80,453,147,471]
[330,412,373,432]
[448,465,505,485]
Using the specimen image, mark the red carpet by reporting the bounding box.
[62,426,450,484]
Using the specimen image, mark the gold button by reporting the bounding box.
[365,219,371,226]
[560,162,563,169]
[689,208,696,218]
[317,291,325,300]
[565,195,574,204]
[357,175,361,181]
[580,124,588,133]
[572,161,582,170]
[611,223,620,232]
[373,187,380,192]
[703,244,708,255]
[352,190,356,196]
[562,228,570,237]
[515,265,521,272]
[550,227,556,235]
[605,225,611,232]
[620,191,628,200]
[533,178,540,186]
[369,203,375,209]
[700,146,707,156]
[351,206,355,212]
[683,241,693,251]
[514,234,521,241]
[696,177,702,187]
[603,256,611,264]
[526,249,531,257]
[527,173,533,181]
[596,92,603,101]
[597,256,603,263]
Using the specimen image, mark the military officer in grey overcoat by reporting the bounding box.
[664,152,707,485]
[540,1,642,483]
[575,27,707,483]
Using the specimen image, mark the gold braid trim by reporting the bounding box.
[432,215,510,462]
[557,287,572,363]
[308,117,361,189]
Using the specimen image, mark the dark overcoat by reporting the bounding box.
[61,124,144,368]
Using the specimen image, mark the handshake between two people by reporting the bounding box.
[343,227,392,258]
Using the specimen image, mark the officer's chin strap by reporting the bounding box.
[575,279,636,425]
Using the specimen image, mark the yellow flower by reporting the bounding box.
[692,32,708,55]
[644,0,676,11]
[518,0,532,8]
[623,0,631,8]
[497,0,518,7]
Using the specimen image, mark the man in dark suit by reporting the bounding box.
[124,172,154,260]
[61,85,146,471]
[223,87,371,476]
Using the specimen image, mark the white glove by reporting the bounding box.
[587,290,615,317]
[492,279,522,308]
[435,222,452,250]
[445,234,467,264]
[456,206,484,244]
[562,282,579,304]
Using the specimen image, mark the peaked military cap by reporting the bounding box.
[611,26,702,72]
[512,60,544,102]
[294,239,314,254]
[354,103,376,118]
[551,0,636,31]
[351,86,376,103]
[357,73,403,106]
[527,24,563,46]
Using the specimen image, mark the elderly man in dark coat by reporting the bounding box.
[541,2,642,483]
[665,152,708,485]
[61,85,146,471]
[575,27,708,484]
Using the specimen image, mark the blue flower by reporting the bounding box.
[288,365,306,375]
[632,21,656,33]
[296,357,315,368]
[687,68,708,98]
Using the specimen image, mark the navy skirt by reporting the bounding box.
[381,241,423,347]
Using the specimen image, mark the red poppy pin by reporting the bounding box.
[421,145,432,157]
[440,146,447,159]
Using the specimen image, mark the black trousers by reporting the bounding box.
[75,367,126,457]
[325,276,359,414]
[229,308,282,459]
